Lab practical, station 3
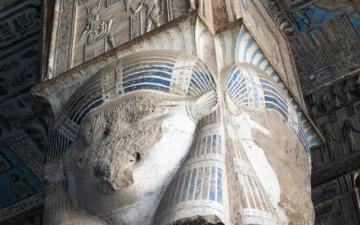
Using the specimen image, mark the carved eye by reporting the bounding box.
[129,152,141,163]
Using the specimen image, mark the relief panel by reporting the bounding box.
[50,0,193,77]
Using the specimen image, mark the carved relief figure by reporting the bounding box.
[79,1,115,59]
[146,0,163,31]
[343,80,355,103]
[322,123,341,160]
[342,119,360,153]
[331,86,343,107]
[80,1,101,41]
[126,0,165,34]
[318,93,334,113]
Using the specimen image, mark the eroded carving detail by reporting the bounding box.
[55,0,75,75]
[64,91,217,224]
[127,0,167,38]
[80,1,115,61]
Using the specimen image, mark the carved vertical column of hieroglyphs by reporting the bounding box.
[154,107,228,224]
[54,0,75,75]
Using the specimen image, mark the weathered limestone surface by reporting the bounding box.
[65,92,217,224]
[223,64,316,225]
[36,2,322,225]
[251,110,314,224]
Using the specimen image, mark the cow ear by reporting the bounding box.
[186,90,218,121]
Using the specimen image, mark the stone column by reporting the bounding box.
[35,7,321,224]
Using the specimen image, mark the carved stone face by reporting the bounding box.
[64,91,217,224]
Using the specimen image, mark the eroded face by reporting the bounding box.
[70,94,165,193]
[64,92,213,224]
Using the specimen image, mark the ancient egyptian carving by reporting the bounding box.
[342,119,360,153]
[65,91,217,224]
[43,50,220,225]
[80,1,115,60]
[315,0,357,12]
[41,18,321,224]
[126,0,167,38]
[322,123,341,160]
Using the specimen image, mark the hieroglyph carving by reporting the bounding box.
[50,0,192,75]
[342,119,360,153]
[126,0,165,38]
[79,1,115,61]
[55,0,75,75]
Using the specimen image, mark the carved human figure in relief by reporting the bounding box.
[322,123,341,160]
[63,91,217,224]
[80,1,114,47]
[125,0,164,32]
[342,119,360,153]
[146,0,162,31]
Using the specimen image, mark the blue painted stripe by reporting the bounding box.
[226,67,240,88]
[309,136,321,147]
[190,79,203,92]
[243,38,255,62]
[263,63,271,71]
[191,75,207,92]
[233,91,248,103]
[123,65,173,77]
[123,77,171,88]
[197,62,216,85]
[262,88,287,107]
[264,96,288,115]
[261,82,287,102]
[193,70,210,90]
[124,84,169,93]
[235,27,246,62]
[269,71,277,77]
[256,57,266,67]
[75,97,104,124]
[265,102,288,120]
[229,79,247,95]
[123,71,172,82]
[232,83,247,97]
[250,48,261,64]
